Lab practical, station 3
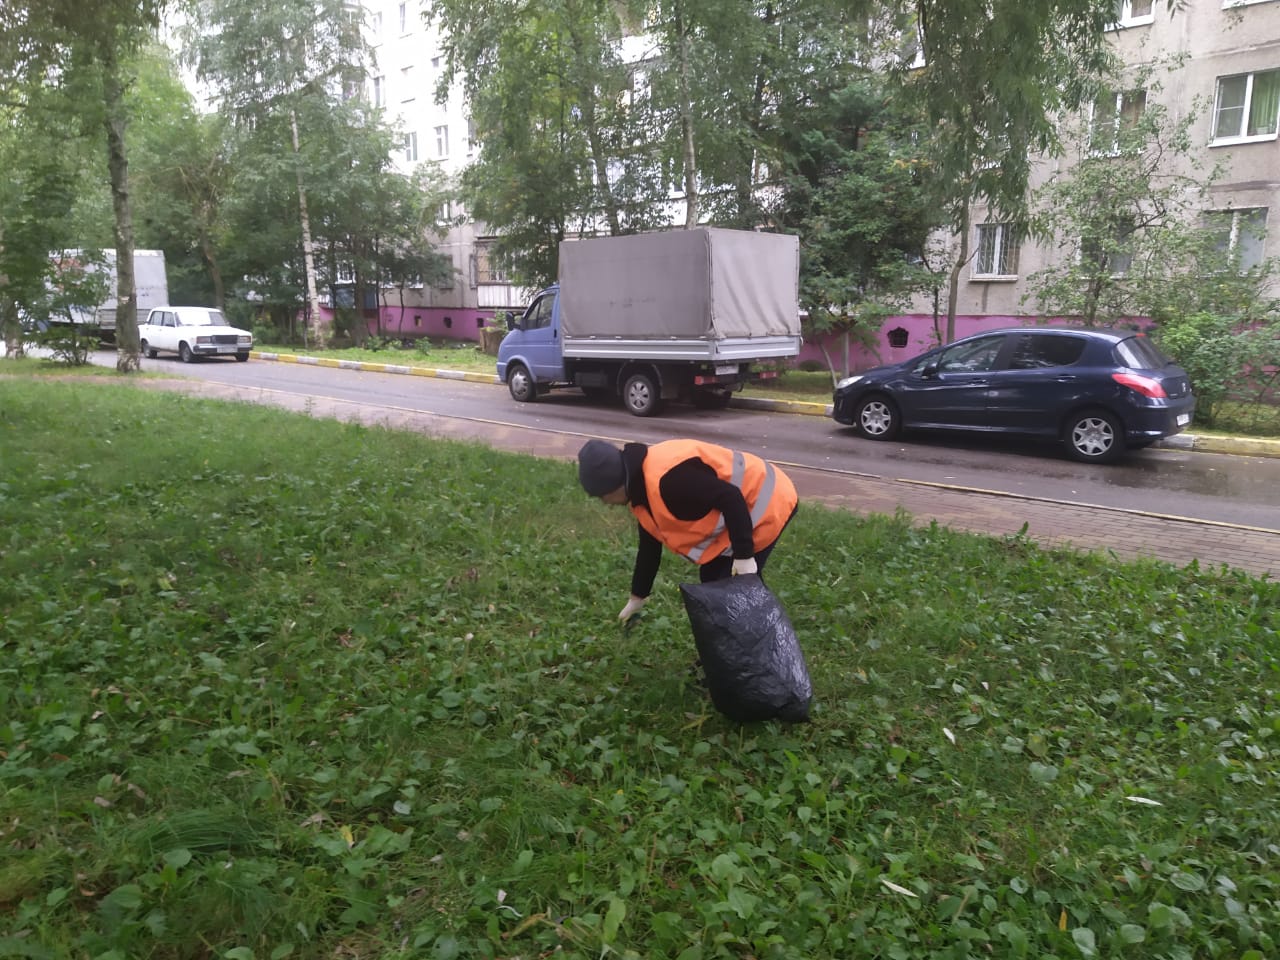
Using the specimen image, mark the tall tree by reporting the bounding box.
[773,75,938,380]
[184,0,370,346]
[432,0,666,286]
[0,81,104,358]
[0,0,170,371]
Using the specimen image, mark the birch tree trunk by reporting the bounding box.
[291,109,325,348]
[673,2,699,228]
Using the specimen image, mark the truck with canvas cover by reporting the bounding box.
[496,228,802,416]
[51,249,169,343]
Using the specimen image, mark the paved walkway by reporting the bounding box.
[144,365,1280,582]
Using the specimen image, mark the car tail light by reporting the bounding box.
[1113,372,1167,399]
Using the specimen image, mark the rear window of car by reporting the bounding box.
[1114,334,1170,369]
[1008,333,1087,369]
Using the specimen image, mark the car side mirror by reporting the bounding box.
[920,360,940,378]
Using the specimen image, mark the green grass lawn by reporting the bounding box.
[1,377,1277,959]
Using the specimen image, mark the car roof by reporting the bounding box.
[152,305,222,319]
[969,326,1144,345]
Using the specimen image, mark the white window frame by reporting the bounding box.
[1108,0,1154,28]
[1211,70,1280,145]
[398,2,407,33]
[972,223,1021,279]
[1204,207,1269,270]
[434,124,449,159]
[372,75,385,108]
[404,131,418,162]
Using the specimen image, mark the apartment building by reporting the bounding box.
[928,0,1279,347]
[356,0,527,341]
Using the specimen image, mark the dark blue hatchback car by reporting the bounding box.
[831,327,1196,463]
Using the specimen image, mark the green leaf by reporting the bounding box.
[1170,870,1205,891]
[1118,924,1146,944]
[602,897,626,943]
[1071,927,1097,956]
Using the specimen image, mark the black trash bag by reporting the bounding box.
[679,575,812,723]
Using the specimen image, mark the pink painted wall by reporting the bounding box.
[319,305,498,341]
[797,314,1029,373]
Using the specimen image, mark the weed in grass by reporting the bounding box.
[1,379,1278,958]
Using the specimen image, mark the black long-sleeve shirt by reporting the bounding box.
[621,442,755,598]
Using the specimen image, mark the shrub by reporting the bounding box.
[29,323,96,365]
[1154,313,1278,426]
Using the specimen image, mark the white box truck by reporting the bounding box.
[54,249,169,343]
[496,228,802,416]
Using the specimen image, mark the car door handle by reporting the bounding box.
[1055,375,1078,382]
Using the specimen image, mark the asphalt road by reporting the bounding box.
[105,350,1280,580]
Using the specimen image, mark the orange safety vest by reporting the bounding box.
[630,439,797,564]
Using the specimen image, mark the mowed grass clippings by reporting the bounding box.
[1,380,1278,960]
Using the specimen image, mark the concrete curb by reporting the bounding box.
[248,350,1278,460]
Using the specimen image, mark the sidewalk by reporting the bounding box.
[251,349,1280,461]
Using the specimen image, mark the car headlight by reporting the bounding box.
[238,335,252,344]
[835,374,864,391]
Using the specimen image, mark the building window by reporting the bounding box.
[399,2,407,32]
[472,240,509,285]
[336,261,355,284]
[370,11,382,35]
[404,131,418,162]
[973,223,1020,278]
[1212,70,1280,144]
[466,117,476,155]
[434,124,449,158]
[372,75,385,108]
[1081,216,1135,277]
[1204,207,1268,270]
[1223,0,1280,7]
[1089,89,1146,155]
[1110,0,1154,27]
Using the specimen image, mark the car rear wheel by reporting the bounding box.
[178,342,194,363]
[854,395,900,440]
[507,363,536,403]
[1065,409,1125,464]
[623,372,662,417]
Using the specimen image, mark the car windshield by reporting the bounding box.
[181,311,226,327]
[1114,334,1171,369]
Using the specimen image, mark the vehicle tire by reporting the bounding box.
[1065,408,1125,464]
[141,339,158,359]
[623,372,662,417]
[853,394,900,440]
[692,386,733,410]
[507,363,536,403]
[235,352,249,362]
[178,342,194,363]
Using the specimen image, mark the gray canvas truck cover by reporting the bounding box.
[557,228,800,341]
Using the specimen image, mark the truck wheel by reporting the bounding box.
[141,339,158,359]
[179,342,194,363]
[507,363,537,403]
[623,372,662,417]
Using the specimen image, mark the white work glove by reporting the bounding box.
[618,595,648,622]
[731,557,758,576]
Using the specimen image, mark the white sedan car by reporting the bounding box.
[139,306,253,362]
